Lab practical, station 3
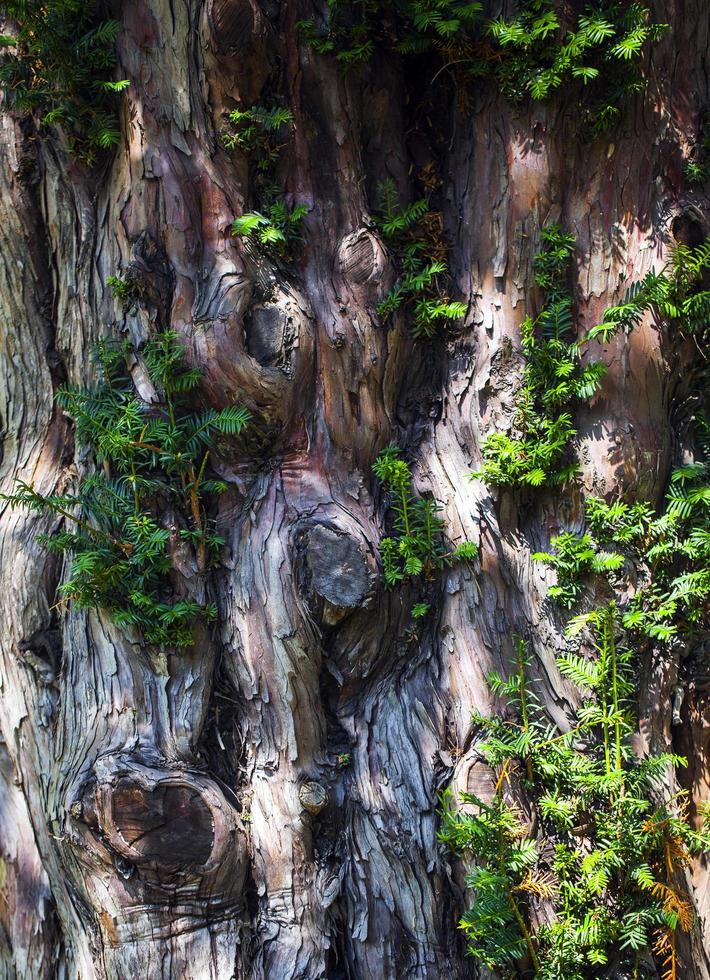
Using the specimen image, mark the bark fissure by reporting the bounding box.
[1,1,710,978]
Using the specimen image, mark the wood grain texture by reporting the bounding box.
[0,1,709,977]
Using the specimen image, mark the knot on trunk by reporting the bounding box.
[121,232,175,330]
[190,281,315,432]
[337,228,390,293]
[69,757,247,892]
[294,521,375,626]
[209,0,254,54]
[298,780,329,815]
[244,301,299,374]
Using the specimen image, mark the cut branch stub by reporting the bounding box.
[298,780,329,816]
[295,521,376,626]
[108,779,215,872]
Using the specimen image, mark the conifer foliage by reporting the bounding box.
[4,331,250,647]
[375,177,466,339]
[450,227,710,976]
[224,103,308,255]
[587,238,710,343]
[0,0,128,162]
[298,1,667,132]
[373,445,477,585]
[472,225,616,489]
[440,627,710,978]
[473,229,710,491]
[535,451,710,644]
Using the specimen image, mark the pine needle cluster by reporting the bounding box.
[3,331,250,646]
[440,626,710,978]
[375,178,466,339]
[0,0,128,163]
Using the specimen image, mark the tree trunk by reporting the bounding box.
[1,1,709,978]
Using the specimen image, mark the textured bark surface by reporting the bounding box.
[1,1,710,978]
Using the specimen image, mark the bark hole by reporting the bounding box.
[244,302,295,370]
[111,779,214,868]
[672,213,706,249]
[17,622,61,679]
[124,232,175,329]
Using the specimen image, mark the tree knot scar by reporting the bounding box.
[298,780,329,815]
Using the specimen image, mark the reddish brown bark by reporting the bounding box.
[1,1,710,978]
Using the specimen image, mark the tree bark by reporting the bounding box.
[1,1,710,978]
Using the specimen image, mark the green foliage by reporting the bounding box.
[222,104,294,201]
[485,1,667,132]
[0,0,128,162]
[452,229,710,980]
[106,275,133,301]
[588,240,710,342]
[232,201,309,252]
[3,331,250,646]
[373,445,477,586]
[224,101,307,257]
[298,1,667,131]
[411,601,431,618]
[222,104,293,156]
[532,532,625,608]
[375,178,465,339]
[106,272,147,308]
[654,241,710,337]
[535,454,710,644]
[685,134,710,185]
[685,149,710,185]
[297,0,380,65]
[472,225,618,489]
[441,624,710,978]
[475,232,710,491]
[440,787,542,971]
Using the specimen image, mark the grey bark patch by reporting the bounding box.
[301,524,370,613]
[488,336,524,393]
[479,335,525,420]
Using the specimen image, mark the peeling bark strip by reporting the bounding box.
[0,1,710,978]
